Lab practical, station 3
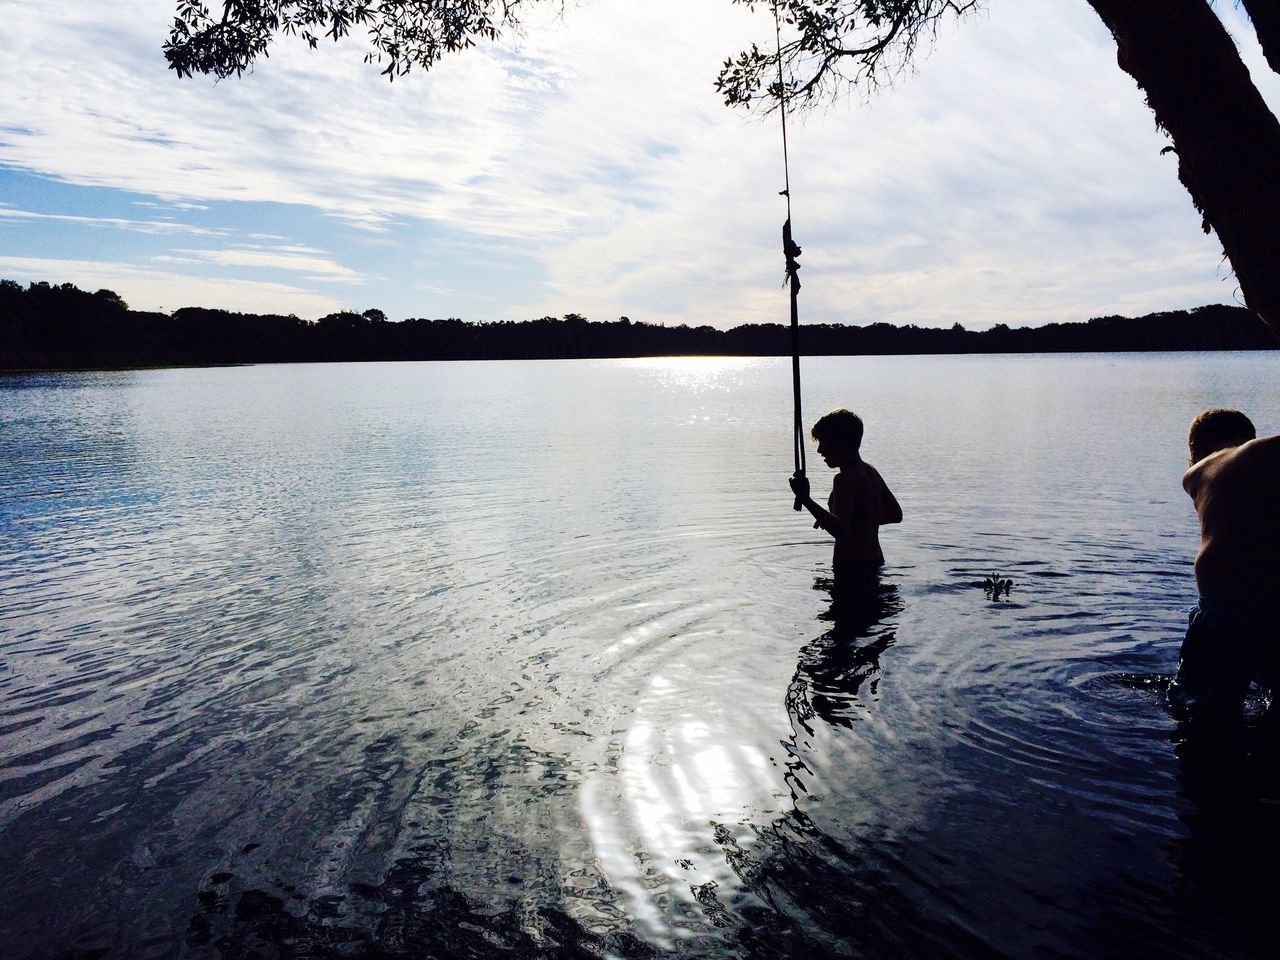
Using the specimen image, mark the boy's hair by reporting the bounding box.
[1189,408,1255,455]
[811,408,864,449]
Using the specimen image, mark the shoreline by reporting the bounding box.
[4,344,1278,376]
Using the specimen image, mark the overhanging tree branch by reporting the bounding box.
[714,1,980,110]
[165,1,537,79]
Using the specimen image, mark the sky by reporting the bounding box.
[1,0,1277,331]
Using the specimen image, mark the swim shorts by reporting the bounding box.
[832,555,882,604]
[1172,598,1280,718]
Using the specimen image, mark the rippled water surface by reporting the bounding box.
[3,354,1279,958]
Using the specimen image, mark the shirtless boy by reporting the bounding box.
[789,409,902,596]
[1175,408,1280,719]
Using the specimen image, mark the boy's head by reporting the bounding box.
[811,409,863,465]
[1188,408,1255,465]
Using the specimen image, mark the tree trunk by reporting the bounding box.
[1241,0,1280,75]
[1088,0,1280,338]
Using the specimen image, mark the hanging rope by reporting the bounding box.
[774,2,805,511]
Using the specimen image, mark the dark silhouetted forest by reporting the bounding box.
[1,279,1275,371]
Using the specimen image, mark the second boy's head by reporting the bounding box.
[1188,408,1255,465]
[812,409,864,467]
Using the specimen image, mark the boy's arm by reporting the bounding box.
[875,468,903,525]
[805,497,853,540]
[790,473,852,541]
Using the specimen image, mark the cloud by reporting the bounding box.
[0,206,226,236]
[161,245,365,283]
[0,0,1275,328]
[0,0,573,235]
[0,256,346,317]
[134,199,210,211]
[507,0,1259,327]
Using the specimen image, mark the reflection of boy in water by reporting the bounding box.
[789,409,902,596]
[788,588,902,732]
[1174,408,1280,720]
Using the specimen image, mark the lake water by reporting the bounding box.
[2,353,1279,959]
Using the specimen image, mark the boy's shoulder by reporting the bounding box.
[1184,435,1280,495]
[1184,448,1230,497]
[1232,434,1280,464]
[858,460,889,486]
[1210,436,1280,479]
[837,461,887,492]
[837,461,875,479]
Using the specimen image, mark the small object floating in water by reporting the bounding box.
[983,573,1014,601]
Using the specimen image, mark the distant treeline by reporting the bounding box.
[1,279,1275,370]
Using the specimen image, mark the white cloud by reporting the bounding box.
[0,0,573,234]
[502,0,1269,327]
[0,256,346,316]
[0,0,1275,328]
[0,206,226,236]
[163,245,364,282]
[134,199,209,211]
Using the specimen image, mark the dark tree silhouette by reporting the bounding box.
[164,1,1280,339]
[164,0,535,79]
[1,279,1273,371]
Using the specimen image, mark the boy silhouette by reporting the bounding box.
[1174,408,1280,720]
[789,409,902,597]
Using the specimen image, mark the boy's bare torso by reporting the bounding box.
[1183,436,1280,599]
[829,462,893,569]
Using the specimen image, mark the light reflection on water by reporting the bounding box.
[2,353,1280,958]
